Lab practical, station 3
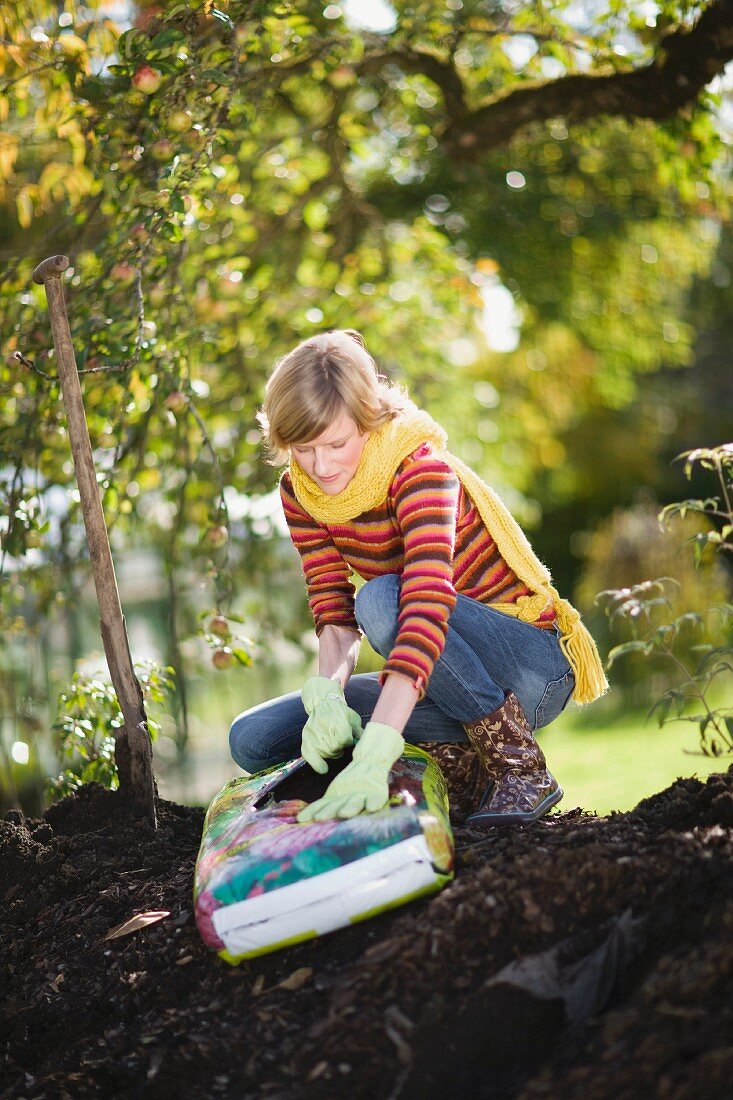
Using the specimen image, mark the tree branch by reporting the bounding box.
[0,58,64,93]
[440,0,733,156]
[354,2,733,157]
[361,47,468,121]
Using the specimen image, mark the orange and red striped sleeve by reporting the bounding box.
[380,450,459,694]
[279,472,359,635]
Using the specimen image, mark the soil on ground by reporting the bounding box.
[1,757,732,1100]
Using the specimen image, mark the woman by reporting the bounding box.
[229,330,607,827]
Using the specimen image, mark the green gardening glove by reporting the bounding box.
[300,676,363,775]
[297,721,405,822]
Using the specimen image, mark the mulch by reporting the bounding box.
[1,758,732,1100]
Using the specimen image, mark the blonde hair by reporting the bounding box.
[257,329,407,464]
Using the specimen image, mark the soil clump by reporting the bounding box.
[1,764,732,1099]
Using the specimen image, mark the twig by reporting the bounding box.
[0,59,64,93]
[13,271,145,378]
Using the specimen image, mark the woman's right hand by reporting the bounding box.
[297,721,404,821]
[300,676,362,774]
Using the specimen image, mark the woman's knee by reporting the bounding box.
[228,713,272,774]
[228,694,303,773]
[354,575,399,656]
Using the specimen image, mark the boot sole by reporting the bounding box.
[466,785,564,828]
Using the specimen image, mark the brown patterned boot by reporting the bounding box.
[463,692,563,826]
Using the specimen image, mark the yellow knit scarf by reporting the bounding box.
[289,405,608,705]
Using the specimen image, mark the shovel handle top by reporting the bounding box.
[33,255,70,285]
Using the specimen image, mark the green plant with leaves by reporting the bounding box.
[598,443,733,756]
[49,659,175,800]
[659,444,733,565]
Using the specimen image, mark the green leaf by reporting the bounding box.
[119,29,148,60]
[658,498,720,529]
[648,692,674,727]
[676,612,704,631]
[159,221,184,242]
[607,640,651,668]
[78,77,110,105]
[199,68,233,85]
[705,660,733,679]
[150,29,184,49]
[652,623,676,647]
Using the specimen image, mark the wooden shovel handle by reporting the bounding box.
[33,255,70,284]
[33,253,157,827]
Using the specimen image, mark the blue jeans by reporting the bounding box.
[229,574,574,774]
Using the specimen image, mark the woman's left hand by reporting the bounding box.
[300,676,362,774]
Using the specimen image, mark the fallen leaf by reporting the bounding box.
[385,1022,412,1066]
[276,966,312,991]
[104,910,171,941]
[362,937,407,965]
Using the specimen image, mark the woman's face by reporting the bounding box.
[290,409,368,495]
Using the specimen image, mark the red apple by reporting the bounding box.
[150,138,174,161]
[110,262,137,284]
[218,273,242,298]
[202,525,229,549]
[327,65,356,89]
[208,614,231,638]
[183,126,207,150]
[167,109,193,133]
[128,223,149,246]
[132,65,162,94]
[165,391,188,414]
[212,648,234,670]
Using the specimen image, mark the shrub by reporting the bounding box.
[597,444,733,756]
[48,659,174,801]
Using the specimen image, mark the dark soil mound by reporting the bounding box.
[1,765,732,1100]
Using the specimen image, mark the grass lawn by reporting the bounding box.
[541,698,729,816]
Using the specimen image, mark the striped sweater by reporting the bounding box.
[280,444,556,693]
